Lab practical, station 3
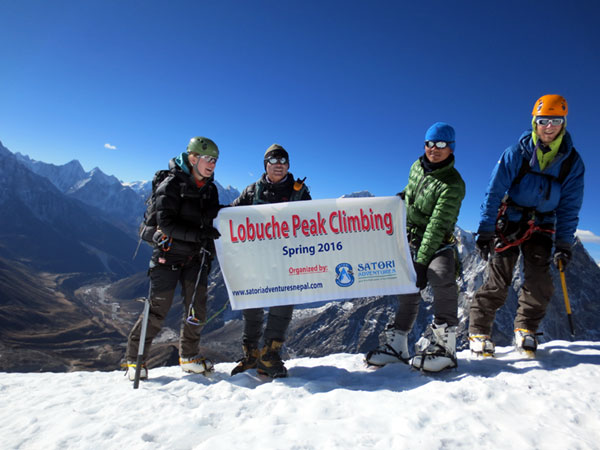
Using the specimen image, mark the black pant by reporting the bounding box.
[242,305,294,346]
[126,256,210,361]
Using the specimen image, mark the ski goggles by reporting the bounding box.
[267,156,288,165]
[535,117,564,126]
[425,140,453,149]
[200,155,218,164]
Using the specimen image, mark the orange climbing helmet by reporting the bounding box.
[532,94,568,116]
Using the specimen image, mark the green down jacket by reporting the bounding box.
[403,156,465,266]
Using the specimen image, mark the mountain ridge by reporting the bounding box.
[14,148,242,232]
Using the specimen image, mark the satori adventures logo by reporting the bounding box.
[335,263,354,287]
[356,259,397,282]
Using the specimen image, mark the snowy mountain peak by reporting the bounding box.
[88,167,122,187]
[124,180,151,196]
[341,190,375,198]
[63,159,86,173]
[15,153,87,193]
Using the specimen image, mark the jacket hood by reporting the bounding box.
[173,152,191,175]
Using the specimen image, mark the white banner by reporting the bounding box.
[213,196,417,310]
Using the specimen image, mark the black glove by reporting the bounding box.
[554,241,572,269]
[476,231,495,261]
[413,262,428,290]
[203,226,221,240]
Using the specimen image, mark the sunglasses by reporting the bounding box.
[535,117,564,127]
[425,141,453,149]
[267,157,288,165]
[200,155,218,164]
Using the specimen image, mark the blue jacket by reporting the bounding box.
[478,130,584,245]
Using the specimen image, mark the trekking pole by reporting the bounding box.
[186,248,210,326]
[558,260,575,337]
[133,282,152,389]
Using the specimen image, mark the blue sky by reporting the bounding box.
[1,1,599,260]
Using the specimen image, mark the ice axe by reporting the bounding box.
[558,260,575,337]
[133,282,152,389]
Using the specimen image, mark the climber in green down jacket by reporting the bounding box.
[366,122,465,373]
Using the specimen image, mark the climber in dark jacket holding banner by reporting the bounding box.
[469,95,585,357]
[230,143,311,378]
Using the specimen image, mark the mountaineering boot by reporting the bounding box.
[125,361,148,381]
[257,339,287,378]
[179,356,214,374]
[365,325,410,367]
[231,343,260,376]
[411,322,457,372]
[469,334,495,357]
[514,328,538,356]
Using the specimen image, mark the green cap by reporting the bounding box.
[187,137,219,158]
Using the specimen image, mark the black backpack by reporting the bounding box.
[132,169,171,259]
[139,169,171,243]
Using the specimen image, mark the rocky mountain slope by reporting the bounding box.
[0,143,150,275]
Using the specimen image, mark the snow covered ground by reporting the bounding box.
[2,341,600,450]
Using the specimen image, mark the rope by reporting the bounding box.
[494,201,555,253]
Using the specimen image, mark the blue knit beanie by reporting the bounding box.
[425,122,455,150]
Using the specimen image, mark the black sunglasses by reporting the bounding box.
[425,141,453,149]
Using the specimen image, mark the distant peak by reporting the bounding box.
[89,167,120,185]
[66,159,85,169]
[341,191,374,198]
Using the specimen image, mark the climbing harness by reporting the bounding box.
[494,198,555,253]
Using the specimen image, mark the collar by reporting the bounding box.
[420,153,454,173]
[265,174,289,184]
[531,123,565,171]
